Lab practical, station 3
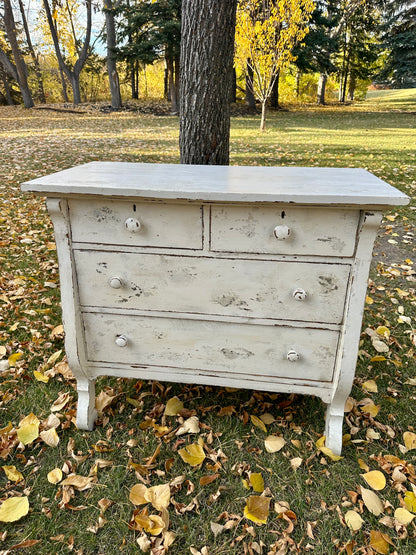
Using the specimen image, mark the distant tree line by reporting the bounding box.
[0,0,415,109]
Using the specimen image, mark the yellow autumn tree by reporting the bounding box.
[235,0,315,130]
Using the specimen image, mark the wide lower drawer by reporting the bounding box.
[210,205,360,257]
[75,250,350,324]
[69,199,202,249]
[83,312,339,382]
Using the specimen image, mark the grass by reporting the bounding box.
[0,90,415,554]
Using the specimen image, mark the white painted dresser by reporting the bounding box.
[22,162,409,454]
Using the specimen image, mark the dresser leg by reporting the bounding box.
[76,378,97,430]
[324,403,344,456]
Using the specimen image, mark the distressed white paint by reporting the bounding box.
[211,205,359,256]
[22,163,409,454]
[74,250,351,324]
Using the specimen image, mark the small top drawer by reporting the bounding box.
[69,199,202,249]
[210,205,360,257]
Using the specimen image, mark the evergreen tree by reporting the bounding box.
[378,0,416,87]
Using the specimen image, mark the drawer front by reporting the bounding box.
[75,251,350,324]
[210,205,359,256]
[83,312,339,382]
[69,199,202,249]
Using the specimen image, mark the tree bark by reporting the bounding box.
[317,73,327,105]
[0,65,15,105]
[42,0,92,104]
[260,100,267,132]
[269,70,280,109]
[3,0,34,108]
[17,0,46,103]
[104,0,122,109]
[347,71,356,101]
[245,61,256,109]
[179,0,238,165]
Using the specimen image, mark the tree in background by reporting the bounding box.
[179,0,237,164]
[1,0,34,108]
[103,0,122,109]
[42,0,93,104]
[235,0,314,130]
[378,0,416,88]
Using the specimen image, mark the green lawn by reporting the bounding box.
[0,91,415,554]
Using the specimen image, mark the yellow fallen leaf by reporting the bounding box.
[249,473,264,493]
[361,486,384,516]
[315,437,343,461]
[130,484,148,505]
[260,413,275,425]
[0,496,29,522]
[40,428,59,447]
[176,416,200,435]
[404,491,416,512]
[362,380,378,393]
[372,339,389,353]
[244,496,270,525]
[376,326,390,339]
[50,325,64,338]
[47,349,63,365]
[358,458,370,472]
[403,431,416,450]
[8,352,21,367]
[362,471,386,491]
[371,356,387,362]
[345,510,364,531]
[250,415,267,433]
[147,514,165,536]
[2,465,23,482]
[264,435,286,453]
[178,443,205,467]
[164,396,184,416]
[47,468,63,484]
[369,530,393,554]
[33,371,49,383]
[360,403,379,418]
[17,413,40,445]
[394,507,415,525]
[95,390,118,415]
[145,483,170,511]
[0,346,6,358]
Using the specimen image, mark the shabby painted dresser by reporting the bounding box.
[22,162,409,454]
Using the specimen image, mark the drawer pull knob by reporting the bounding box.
[273,225,290,240]
[293,288,307,301]
[115,335,128,347]
[125,217,141,233]
[287,350,300,362]
[109,277,123,289]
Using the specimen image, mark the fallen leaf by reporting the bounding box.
[17,413,40,445]
[176,416,200,435]
[360,403,380,418]
[130,484,148,506]
[95,390,118,415]
[361,486,384,516]
[244,496,270,525]
[47,468,63,484]
[290,457,303,471]
[8,352,22,367]
[260,413,275,425]
[264,435,286,453]
[249,473,264,493]
[315,437,343,461]
[345,510,364,531]
[40,428,59,447]
[60,474,94,490]
[145,483,170,511]
[250,415,267,433]
[0,496,29,522]
[178,443,205,467]
[34,370,49,383]
[164,396,184,416]
[362,471,386,491]
[404,491,416,512]
[403,431,416,450]
[2,465,23,482]
[362,379,378,393]
[369,530,393,554]
[210,521,225,538]
[50,392,71,412]
[200,474,219,486]
[394,507,415,525]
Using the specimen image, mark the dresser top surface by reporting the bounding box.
[22,161,409,206]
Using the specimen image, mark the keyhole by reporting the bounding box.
[281,211,286,219]
[133,204,136,212]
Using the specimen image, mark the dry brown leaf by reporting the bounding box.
[176,416,200,435]
[60,474,94,491]
[50,392,71,412]
[361,486,384,516]
[244,496,270,525]
[40,428,59,447]
[369,530,393,554]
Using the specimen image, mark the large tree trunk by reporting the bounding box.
[317,73,327,105]
[3,0,34,108]
[347,71,356,101]
[104,0,122,109]
[0,65,15,105]
[17,0,46,103]
[166,51,179,113]
[179,0,238,165]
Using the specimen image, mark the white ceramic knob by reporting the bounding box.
[125,217,141,233]
[287,350,300,362]
[273,225,290,240]
[109,277,123,289]
[115,335,128,347]
[293,288,307,301]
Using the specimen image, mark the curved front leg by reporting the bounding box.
[76,378,97,430]
[325,401,345,456]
